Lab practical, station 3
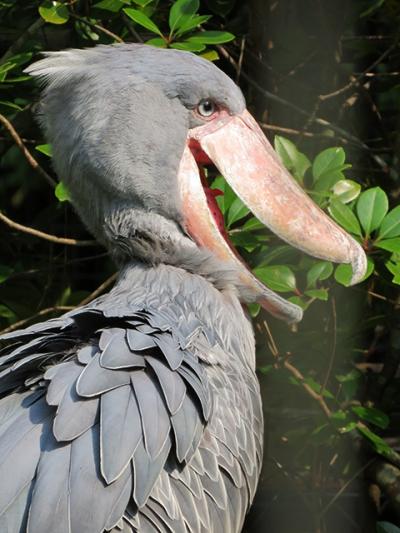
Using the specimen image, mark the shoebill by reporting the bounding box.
[0,44,367,533]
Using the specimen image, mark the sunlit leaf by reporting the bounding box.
[146,37,167,48]
[356,187,388,237]
[200,50,219,61]
[328,199,362,236]
[332,179,361,204]
[227,197,250,227]
[171,41,205,52]
[175,15,210,37]
[169,0,199,35]
[312,147,348,183]
[334,257,374,286]
[385,260,400,285]
[55,181,71,202]
[377,205,400,240]
[187,30,235,44]
[254,265,296,292]
[39,1,69,24]
[357,425,392,455]
[375,238,400,253]
[306,261,333,288]
[304,288,329,301]
[123,7,163,35]
[351,405,389,430]
[274,135,310,182]
[35,144,52,157]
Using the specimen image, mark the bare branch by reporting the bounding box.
[0,306,74,335]
[0,113,56,188]
[0,211,97,247]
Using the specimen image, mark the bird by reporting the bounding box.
[0,44,367,533]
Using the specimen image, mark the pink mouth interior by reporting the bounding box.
[188,139,228,239]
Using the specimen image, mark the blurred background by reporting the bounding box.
[0,1,400,532]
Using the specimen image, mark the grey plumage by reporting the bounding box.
[0,44,264,532]
[0,263,262,532]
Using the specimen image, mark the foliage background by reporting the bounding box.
[0,1,400,532]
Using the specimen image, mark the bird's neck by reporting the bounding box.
[106,261,256,369]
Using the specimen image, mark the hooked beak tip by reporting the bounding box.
[349,241,368,286]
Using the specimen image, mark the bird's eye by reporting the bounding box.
[197,99,217,118]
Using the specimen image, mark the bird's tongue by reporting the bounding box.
[178,110,367,323]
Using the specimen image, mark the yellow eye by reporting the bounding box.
[197,99,216,117]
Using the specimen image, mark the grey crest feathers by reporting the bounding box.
[25,45,245,272]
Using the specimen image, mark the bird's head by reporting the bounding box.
[26,44,366,323]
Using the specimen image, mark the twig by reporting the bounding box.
[319,40,399,101]
[0,113,56,188]
[78,272,117,306]
[217,45,390,170]
[122,12,143,43]
[262,320,332,418]
[70,14,124,43]
[283,359,332,419]
[0,211,97,247]
[235,36,246,84]
[0,306,74,335]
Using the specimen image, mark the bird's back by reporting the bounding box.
[0,263,263,533]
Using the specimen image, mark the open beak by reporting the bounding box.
[178,110,367,323]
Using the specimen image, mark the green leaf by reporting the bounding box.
[93,0,123,11]
[187,30,235,44]
[357,425,392,455]
[351,405,389,430]
[0,53,33,75]
[35,144,52,157]
[123,7,163,36]
[200,50,219,61]
[0,265,13,284]
[335,257,374,286]
[169,0,199,35]
[171,41,205,52]
[39,1,69,24]
[211,175,235,215]
[55,181,71,202]
[0,100,24,111]
[247,303,260,317]
[332,179,361,204]
[175,15,210,37]
[227,197,250,227]
[274,135,311,182]
[377,205,400,240]
[254,265,296,292]
[328,199,362,236]
[385,260,400,285]
[306,261,333,288]
[146,37,167,48]
[312,147,347,182]
[377,522,400,533]
[304,288,329,301]
[131,0,154,6]
[356,187,388,237]
[375,238,400,253]
[243,217,265,231]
